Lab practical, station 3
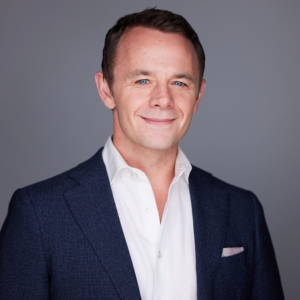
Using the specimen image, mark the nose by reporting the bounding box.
[149,83,174,109]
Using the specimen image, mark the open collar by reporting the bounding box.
[102,135,192,185]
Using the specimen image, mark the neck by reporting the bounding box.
[112,133,177,184]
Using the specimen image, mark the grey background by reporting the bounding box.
[1,0,299,298]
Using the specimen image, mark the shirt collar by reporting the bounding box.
[102,135,129,184]
[175,147,192,183]
[102,135,192,184]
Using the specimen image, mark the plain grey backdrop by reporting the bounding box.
[1,0,299,298]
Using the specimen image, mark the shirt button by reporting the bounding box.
[145,205,151,213]
[158,251,162,258]
[131,172,138,178]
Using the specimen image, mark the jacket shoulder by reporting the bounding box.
[190,164,259,210]
[21,148,104,203]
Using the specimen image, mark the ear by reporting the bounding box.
[193,79,206,115]
[95,72,115,109]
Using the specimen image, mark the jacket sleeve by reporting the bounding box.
[0,189,50,300]
[250,192,285,299]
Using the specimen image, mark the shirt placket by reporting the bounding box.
[152,173,183,300]
[135,171,161,266]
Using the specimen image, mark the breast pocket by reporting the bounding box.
[213,252,250,299]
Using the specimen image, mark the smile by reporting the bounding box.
[141,117,176,126]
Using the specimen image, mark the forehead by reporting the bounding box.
[113,26,198,76]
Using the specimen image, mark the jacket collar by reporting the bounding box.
[189,166,229,300]
[64,148,142,300]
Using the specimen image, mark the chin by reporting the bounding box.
[137,134,177,151]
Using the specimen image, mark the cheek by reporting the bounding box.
[119,90,151,113]
[176,95,197,119]
[114,95,139,125]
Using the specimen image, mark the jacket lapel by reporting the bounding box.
[189,167,229,300]
[64,148,141,300]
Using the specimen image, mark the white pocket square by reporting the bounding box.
[222,247,244,257]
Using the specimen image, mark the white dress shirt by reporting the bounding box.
[102,136,197,300]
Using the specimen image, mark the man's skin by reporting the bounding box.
[95,27,206,220]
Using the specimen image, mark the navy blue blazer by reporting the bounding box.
[0,148,284,299]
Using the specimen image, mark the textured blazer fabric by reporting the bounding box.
[0,148,284,300]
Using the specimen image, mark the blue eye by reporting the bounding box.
[137,79,149,84]
[174,81,184,86]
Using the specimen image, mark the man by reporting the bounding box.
[0,8,284,300]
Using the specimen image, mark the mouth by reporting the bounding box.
[141,117,176,126]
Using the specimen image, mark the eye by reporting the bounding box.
[137,79,149,84]
[174,81,185,86]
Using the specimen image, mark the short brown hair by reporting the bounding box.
[101,8,205,91]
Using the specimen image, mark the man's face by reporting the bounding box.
[98,26,205,151]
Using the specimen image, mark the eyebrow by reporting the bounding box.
[175,73,196,83]
[126,70,156,79]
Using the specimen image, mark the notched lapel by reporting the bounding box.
[189,167,229,300]
[64,149,141,300]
